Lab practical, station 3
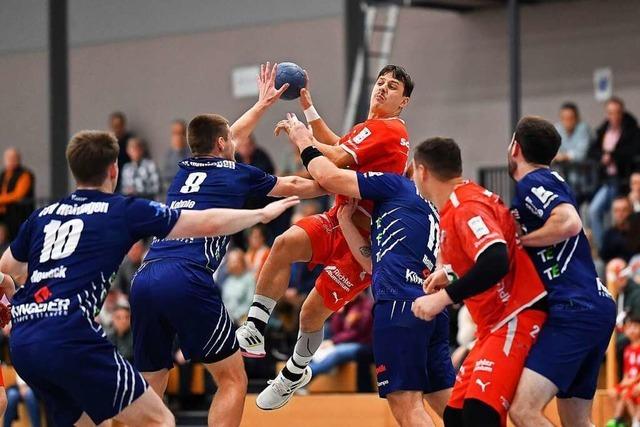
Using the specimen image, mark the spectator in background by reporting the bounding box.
[601,196,635,263]
[630,171,640,213]
[554,102,591,164]
[607,315,640,427]
[112,240,147,295]
[588,97,640,248]
[221,249,255,324]
[235,134,275,174]
[109,111,133,170]
[107,303,134,362]
[120,138,160,199]
[0,148,34,240]
[0,224,9,255]
[3,374,40,427]
[308,293,373,379]
[245,226,270,277]
[161,119,190,191]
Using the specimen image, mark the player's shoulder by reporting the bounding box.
[366,117,408,135]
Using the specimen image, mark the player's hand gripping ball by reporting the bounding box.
[275,62,307,100]
[0,303,10,328]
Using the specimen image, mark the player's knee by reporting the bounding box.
[387,394,424,426]
[462,399,501,427]
[299,305,324,332]
[146,405,175,427]
[216,366,248,393]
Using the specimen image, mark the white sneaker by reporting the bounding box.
[236,321,266,358]
[256,366,312,410]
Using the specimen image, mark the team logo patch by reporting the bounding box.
[34,286,52,303]
[376,365,387,375]
[352,127,371,144]
[467,216,490,239]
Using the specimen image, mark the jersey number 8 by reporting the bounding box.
[180,172,207,194]
[40,219,84,263]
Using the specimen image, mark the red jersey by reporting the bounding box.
[439,181,547,337]
[329,117,409,218]
[624,343,640,378]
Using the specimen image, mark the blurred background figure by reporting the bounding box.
[235,134,275,175]
[588,97,640,249]
[3,374,40,427]
[221,249,256,324]
[112,239,148,296]
[0,224,10,255]
[601,196,635,263]
[245,226,270,278]
[554,102,591,164]
[106,303,134,362]
[120,137,160,199]
[0,148,34,240]
[161,119,190,192]
[629,172,640,213]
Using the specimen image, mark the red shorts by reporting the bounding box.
[616,379,640,404]
[449,309,547,427]
[295,213,371,311]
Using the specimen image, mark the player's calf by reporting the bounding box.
[114,388,175,427]
[206,352,247,427]
[387,391,435,427]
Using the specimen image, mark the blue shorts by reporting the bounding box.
[130,259,239,372]
[373,300,455,398]
[525,299,616,399]
[10,317,147,426]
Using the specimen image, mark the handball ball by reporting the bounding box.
[275,62,307,100]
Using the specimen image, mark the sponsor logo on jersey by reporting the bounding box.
[39,202,110,217]
[352,127,371,144]
[12,298,71,323]
[405,269,424,286]
[376,365,387,375]
[170,199,196,209]
[33,286,52,303]
[473,359,494,373]
[531,185,558,208]
[31,266,67,283]
[467,216,490,239]
[475,379,491,392]
[524,196,544,218]
[377,380,389,387]
[422,255,434,272]
[181,159,236,169]
[324,266,354,292]
[364,172,383,178]
[400,138,410,148]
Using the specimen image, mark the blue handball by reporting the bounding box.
[275,62,307,100]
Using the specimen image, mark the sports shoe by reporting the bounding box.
[236,321,266,358]
[605,419,627,427]
[256,366,312,410]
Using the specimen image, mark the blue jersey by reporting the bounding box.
[9,190,180,343]
[357,172,438,301]
[511,168,612,309]
[144,157,276,274]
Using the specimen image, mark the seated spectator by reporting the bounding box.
[3,374,40,427]
[608,315,640,427]
[107,302,134,362]
[120,138,161,199]
[0,223,9,255]
[221,249,255,324]
[630,172,640,213]
[109,111,134,192]
[235,134,275,174]
[601,196,635,263]
[245,226,270,277]
[308,293,373,379]
[161,119,190,191]
[112,239,147,295]
[588,97,640,249]
[554,102,591,164]
[0,148,34,240]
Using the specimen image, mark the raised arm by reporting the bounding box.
[230,62,289,145]
[520,203,582,248]
[166,196,299,240]
[298,73,341,146]
[337,200,372,274]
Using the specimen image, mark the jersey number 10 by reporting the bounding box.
[40,219,84,263]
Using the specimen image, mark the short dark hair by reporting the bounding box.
[172,119,187,133]
[560,102,579,119]
[109,111,126,124]
[626,314,640,325]
[607,96,625,109]
[187,114,230,155]
[514,116,562,166]
[613,195,632,206]
[414,137,462,180]
[377,65,414,97]
[66,131,119,186]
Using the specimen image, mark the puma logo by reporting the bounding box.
[331,292,341,303]
[475,379,490,393]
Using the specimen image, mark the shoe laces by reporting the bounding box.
[268,376,294,395]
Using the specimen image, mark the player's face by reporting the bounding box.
[559,108,577,133]
[370,73,409,117]
[507,135,518,179]
[626,322,640,341]
[606,101,623,128]
[630,173,640,195]
[412,159,429,199]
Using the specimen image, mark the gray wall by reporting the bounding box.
[1,0,639,199]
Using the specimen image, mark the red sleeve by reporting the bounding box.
[340,120,407,166]
[452,202,507,262]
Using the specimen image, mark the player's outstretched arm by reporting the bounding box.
[268,176,327,199]
[277,113,361,197]
[0,248,23,300]
[519,203,582,247]
[337,200,372,274]
[230,62,289,145]
[166,196,299,240]
[298,73,340,146]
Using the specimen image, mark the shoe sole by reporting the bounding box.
[256,369,313,411]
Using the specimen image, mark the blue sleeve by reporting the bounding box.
[125,197,181,241]
[519,173,574,222]
[244,164,277,197]
[9,216,33,262]
[356,172,405,201]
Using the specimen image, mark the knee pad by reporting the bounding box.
[443,405,464,427]
[462,399,501,427]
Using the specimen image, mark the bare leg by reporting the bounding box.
[74,413,104,427]
[424,388,452,419]
[557,397,594,427]
[205,351,247,427]
[509,368,558,427]
[142,369,170,397]
[113,388,175,427]
[254,225,312,301]
[387,391,435,427]
[299,288,335,333]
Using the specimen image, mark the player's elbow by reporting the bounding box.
[561,213,583,239]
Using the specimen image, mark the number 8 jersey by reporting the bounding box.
[9,190,180,343]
